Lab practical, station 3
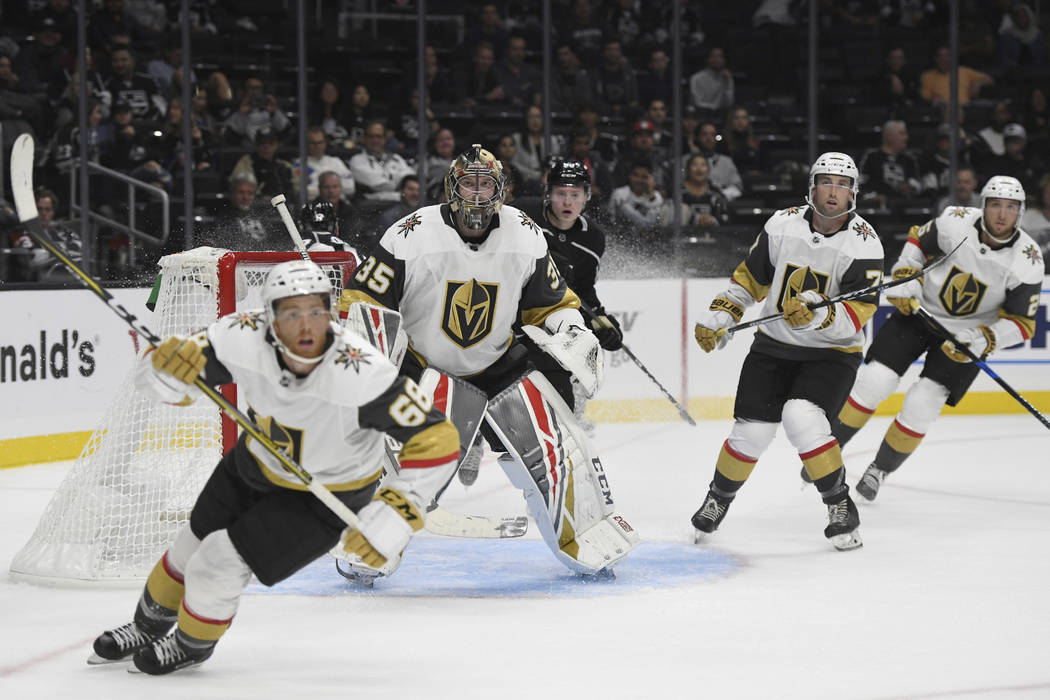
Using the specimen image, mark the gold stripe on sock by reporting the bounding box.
[884,419,924,454]
[178,602,232,642]
[800,440,842,481]
[715,441,758,482]
[145,553,185,612]
[838,397,875,430]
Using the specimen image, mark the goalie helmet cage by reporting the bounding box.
[9,248,356,586]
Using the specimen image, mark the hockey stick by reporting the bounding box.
[9,134,362,530]
[270,194,310,261]
[585,307,695,426]
[718,236,967,337]
[914,306,1050,431]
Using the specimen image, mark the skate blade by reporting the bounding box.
[579,567,615,581]
[693,528,712,545]
[335,560,381,588]
[855,487,877,502]
[87,653,130,666]
[830,531,863,551]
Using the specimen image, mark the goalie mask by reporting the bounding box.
[544,158,592,209]
[300,200,338,237]
[805,151,859,216]
[980,175,1025,239]
[445,144,506,232]
[262,260,334,365]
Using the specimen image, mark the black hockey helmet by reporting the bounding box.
[544,158,591,205]
[300,200,338,236]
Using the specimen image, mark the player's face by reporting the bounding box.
[550,185,586,222]
[457,174,497,204]
[983,197,1020,237]
[273,295,330,360]
[812,174,853,217]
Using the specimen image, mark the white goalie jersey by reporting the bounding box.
[895,206,1043,342]
[337,203,582,377]
[136,314,460,505]
[731,205,885,355]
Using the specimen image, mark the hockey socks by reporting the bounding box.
[873,419,924,474]
[831,397,876,447]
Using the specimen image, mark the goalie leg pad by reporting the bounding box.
[486,371,639,574]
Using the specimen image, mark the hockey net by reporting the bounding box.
[9,248,356,585]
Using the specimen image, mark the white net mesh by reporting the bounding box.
[9,248,354,585]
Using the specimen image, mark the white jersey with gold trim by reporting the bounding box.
[733,206,885,352]
[338,203,580,377]
[899,206,1044,337]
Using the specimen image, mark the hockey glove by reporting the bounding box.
[941,325,995,363]
[152,336,206,384]
[589,312,623,351]
[694,296,744,353]
[341,488,425,568]
[885,267,923,315]
[783,290,832,330]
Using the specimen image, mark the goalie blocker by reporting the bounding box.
[487,371,638,574]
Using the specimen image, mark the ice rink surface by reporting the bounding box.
[1,414,1048,700]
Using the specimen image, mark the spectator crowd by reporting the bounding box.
[1,0,1048,283]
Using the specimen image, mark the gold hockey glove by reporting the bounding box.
[152,337,206,385]
[885,267,923,315]
[941,325,996,363]
[342,488,424,568]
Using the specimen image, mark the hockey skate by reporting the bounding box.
[691,490,732,539]
[855,463,888,502]
[131,632,213,675]
[824,495,862,551]
[89,621,165,665]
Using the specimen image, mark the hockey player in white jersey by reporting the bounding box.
[90,260,460,674]
[830,175,1043,501]
[693,152,884,551]
[338,145,638,577]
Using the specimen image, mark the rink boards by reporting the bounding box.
[2,278,1048,467]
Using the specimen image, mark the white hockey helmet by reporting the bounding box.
[445,143,507,231]
[262,259,334,364]
[806,151,859,215]
[980,175,1026,222]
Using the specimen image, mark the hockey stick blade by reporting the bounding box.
[425,507,528,539]
[8,133,362,530]
[719,236,967,337]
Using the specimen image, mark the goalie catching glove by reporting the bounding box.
[341,487,425,568]
[522,307,604,397]
[942,325,995,363]
[884,266,923,315]
[694,293,746,353]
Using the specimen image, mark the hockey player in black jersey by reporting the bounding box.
[520,159,623,353]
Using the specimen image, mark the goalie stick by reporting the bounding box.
[271,188,527,538]
[9,133,362,532]
[715,236,966,338]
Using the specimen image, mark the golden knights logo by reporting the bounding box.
[396,213,422,237]
[247,408,304,462]
[334,343,371,372]
[229,311,263,330]
[785,207,802,216]
[852,221,875,241]
[950,207,968,218]
[938,266,988,316]
[776,264,830,312]
[441,279,499,348]
[1022,244,1042,266]
[518,211,540,234]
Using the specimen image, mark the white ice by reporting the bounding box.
[2,415,1049,700]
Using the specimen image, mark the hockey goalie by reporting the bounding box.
[334,145,639,583]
